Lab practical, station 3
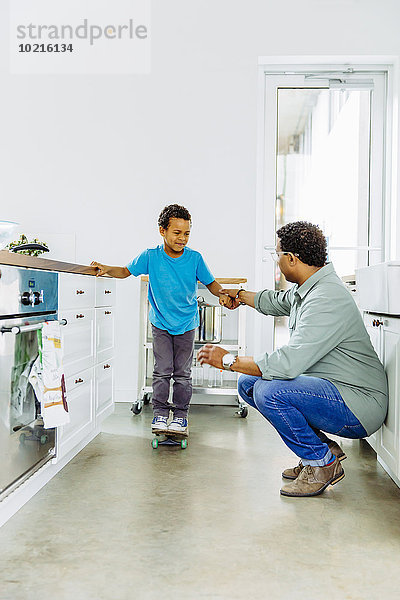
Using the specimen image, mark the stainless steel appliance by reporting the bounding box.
[195,296,223,343]
[0,266,60,500]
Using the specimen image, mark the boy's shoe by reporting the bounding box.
[168,417,188,435]
[151,416,169,433]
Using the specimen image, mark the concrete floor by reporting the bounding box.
[1,402,400,600]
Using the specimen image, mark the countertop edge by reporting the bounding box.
[0,250,103,276]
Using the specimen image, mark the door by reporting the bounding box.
[256,68,387,355]
[0,320,56,498]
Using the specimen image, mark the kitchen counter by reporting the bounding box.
[0,250,98,276]
[0,253,247,283]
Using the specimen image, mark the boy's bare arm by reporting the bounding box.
[206,280,223,297]
[90,262,131,278]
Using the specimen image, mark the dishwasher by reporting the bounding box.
[131,276,248,417]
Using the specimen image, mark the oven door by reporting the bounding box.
[0,315,57,499]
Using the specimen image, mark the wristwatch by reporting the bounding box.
[222,353,237,371]
[235,289,246,305]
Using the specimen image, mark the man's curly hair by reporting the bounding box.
[158,204,192,230]
[276,221,327,267]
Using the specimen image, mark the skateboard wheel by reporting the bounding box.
[151,438,158,449]
[181,439,188,449]
[238,406,248,418]
[40,435,48,445]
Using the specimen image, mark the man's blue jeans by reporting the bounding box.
[238,375,367,466]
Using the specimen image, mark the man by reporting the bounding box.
[197,221,388,498]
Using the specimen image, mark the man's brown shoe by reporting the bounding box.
[281,460,304,481]
[281,440,346,480]
[280,457,345,497]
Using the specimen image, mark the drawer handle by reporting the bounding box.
[105,311,112,315]
[76,290,85,295]
[104,364,111,369]
[76,314,85,319]
[105,290,112,294]
[75,378,84,384]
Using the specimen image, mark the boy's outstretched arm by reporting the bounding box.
[90,261,131,278]
[206,280,223,298]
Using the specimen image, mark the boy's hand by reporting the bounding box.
[219,289,240,310]
[219,294,240,310]
[197,344,228,369]
[90,261,107,277]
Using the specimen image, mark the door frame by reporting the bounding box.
[254,55,399,356]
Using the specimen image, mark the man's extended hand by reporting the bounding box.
[219,293,240,310]
[218,289,241,310]
[197,344,229,369]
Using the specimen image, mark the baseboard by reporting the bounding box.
[115,389,135,403]
[377,456,400,488]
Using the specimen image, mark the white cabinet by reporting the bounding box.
[363,312,400,483]
[363,313,383,452]
[59,308,95,377]
[59,273,95,309]
[57,273,116,460]
[95,277,116,307]
[95,307,115,364]
[95,358,114,420]
[378,319,400,476]
[59,368,94,457]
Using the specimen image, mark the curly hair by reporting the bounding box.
[276,221,327,267]
[158,204,192,230]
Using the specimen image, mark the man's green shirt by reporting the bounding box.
[254,262,388,436]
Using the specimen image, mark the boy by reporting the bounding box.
[91,204,228,435]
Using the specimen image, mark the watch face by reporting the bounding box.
[223,354,235,367]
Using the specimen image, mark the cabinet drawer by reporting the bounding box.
[60,308,95,377]
[95,307,115,364]
[59,273,95,310]
[95,358,114,419]
[58,367,94,457]
[96,278,116,307]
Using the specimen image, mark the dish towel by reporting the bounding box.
[29,321,70,428]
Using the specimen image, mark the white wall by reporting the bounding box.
[1,0,400,401]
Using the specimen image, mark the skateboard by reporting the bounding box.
[151,429,189,450]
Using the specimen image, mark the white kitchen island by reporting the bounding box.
[0,253,115,527]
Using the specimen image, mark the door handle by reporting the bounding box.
[1,318,67,335]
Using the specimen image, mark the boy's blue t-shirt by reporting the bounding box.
[126,245,215,335]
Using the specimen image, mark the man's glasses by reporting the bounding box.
[270,251,299,262]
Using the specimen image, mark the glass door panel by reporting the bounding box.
[274,86,374,347]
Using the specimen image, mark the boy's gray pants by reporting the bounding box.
[151,324,195,418]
